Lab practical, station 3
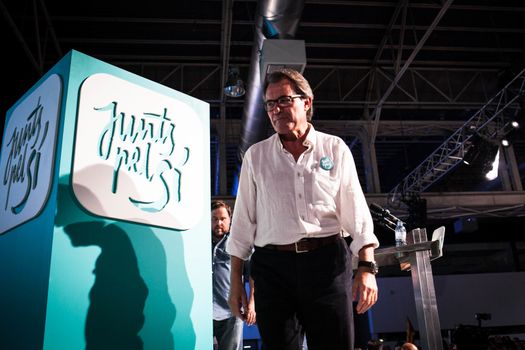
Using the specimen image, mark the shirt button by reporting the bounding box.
[298,193,302,198]
[297,172,301,177]
[301,215,305,220]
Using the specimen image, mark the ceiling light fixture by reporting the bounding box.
[224,67,245,98]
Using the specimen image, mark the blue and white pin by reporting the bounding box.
[319,156,334,170]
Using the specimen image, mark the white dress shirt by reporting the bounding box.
[226,125,379,260]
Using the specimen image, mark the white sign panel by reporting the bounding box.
[0,74,62,234]
[72,73,205,230]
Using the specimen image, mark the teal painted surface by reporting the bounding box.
[0,206,56,350]
[49,183,209,350]
[0,54,71,350]
[1,49,212,350]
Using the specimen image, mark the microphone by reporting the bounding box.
[370,211,397,232]
[369,203,403,229]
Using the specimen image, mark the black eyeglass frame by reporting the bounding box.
[263,94,304,111]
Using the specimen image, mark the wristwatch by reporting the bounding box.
[358,260,379,275]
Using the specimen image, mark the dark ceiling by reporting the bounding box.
[2,0,525,244]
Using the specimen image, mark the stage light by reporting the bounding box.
[462,133,482,165]
[462,149,476,165]
[463,134,497,162]
[462,133,500,180]
[484,149,500,180]
[500,119,521,147]
[224,67,245,98]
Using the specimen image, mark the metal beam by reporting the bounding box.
[370,0,454,141]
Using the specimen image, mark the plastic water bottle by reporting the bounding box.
[395,220,407,247]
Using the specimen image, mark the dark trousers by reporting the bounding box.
[251,237,354,350]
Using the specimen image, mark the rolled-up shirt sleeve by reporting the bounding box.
[337,145,379,256]
[226,150,257,260]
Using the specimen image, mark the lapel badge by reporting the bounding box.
[320,156,334,170]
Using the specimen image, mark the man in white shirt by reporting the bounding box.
[226,68,380,350]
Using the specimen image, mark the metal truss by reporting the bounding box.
[388,68,525,207]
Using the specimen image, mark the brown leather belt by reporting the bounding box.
[263,234,341,253]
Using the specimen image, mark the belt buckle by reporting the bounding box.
[294,240,309,253]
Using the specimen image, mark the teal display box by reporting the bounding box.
[0,50,212,350]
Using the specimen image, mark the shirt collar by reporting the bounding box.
[273,123,317,149]
[303,123,317,148]
[212,232,229,244]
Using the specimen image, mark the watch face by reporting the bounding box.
[358,261,378,274]
[371,262,379,274]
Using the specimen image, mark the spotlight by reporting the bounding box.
[462,134,482,165]
[224,67,245,98]
[500,119,521,147]
[462,133,500,180]
[463,134,498,166]
[462,148,476,165]
[484,149,500,180]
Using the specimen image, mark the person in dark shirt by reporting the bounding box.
[212,200,255,350]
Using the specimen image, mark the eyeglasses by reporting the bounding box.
[264,94,304,111]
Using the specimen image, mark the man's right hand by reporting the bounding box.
[228,256,248,319]
[228,277,248,319]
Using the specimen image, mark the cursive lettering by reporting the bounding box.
[3,97,49,213]
[95,102,188,212]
